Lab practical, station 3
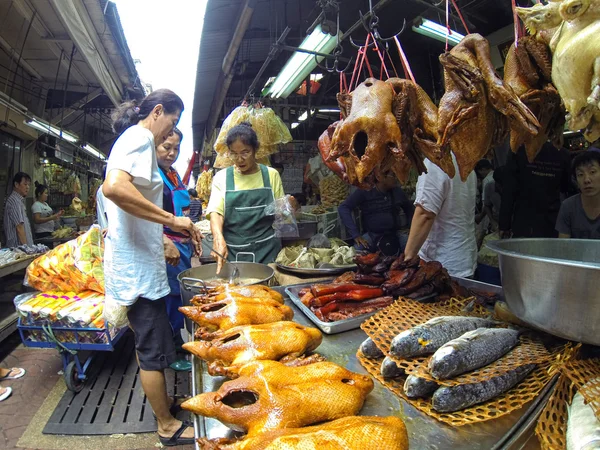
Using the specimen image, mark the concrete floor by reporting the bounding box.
[0,332,194,450]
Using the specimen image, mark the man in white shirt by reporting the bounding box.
[404,156,478,278]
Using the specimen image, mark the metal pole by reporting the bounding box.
[59,44,76,140]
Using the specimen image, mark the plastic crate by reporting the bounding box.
[298,210,341,238]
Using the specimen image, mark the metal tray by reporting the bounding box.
[285,283,382,334]
[276,262,356,276]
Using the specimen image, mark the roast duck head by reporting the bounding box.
[181,360,374,436]
[437,33,540,180]
[517,0,600,142]
[504,36,566,162]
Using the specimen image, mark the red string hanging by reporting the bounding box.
[393,35,416,84]
[511,0,524,47]
[370,33,390,80]
[445,0,451,52]
[449,0,470,34]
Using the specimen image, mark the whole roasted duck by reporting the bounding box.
[191,285,284,305]
[181,360,374,436]
[437,33,540,180]
[182,321,323,376]
[179,298,293,338]
[196,416,409,450]
[503,36,565,161]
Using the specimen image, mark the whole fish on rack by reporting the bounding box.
[566,383,600,450]
[359,337,385,359]
[432,364,536,412]
[428,327,520,379]
[381,356,405,378]
[404,374,439,399]
[390,316,496,358]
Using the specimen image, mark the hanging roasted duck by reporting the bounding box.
[196,416,409,450]
[517,0,600,141]
[437,33,540,180]
[181,360,374,436]
[182,321,323,377]
[503,36,566,161]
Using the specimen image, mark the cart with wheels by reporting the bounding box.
[17,318,127,392]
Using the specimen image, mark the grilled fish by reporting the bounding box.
[429,327,520,379]
[567,385,600,450]
[360,337,384,359]
[404,374,438,399]
[381,356,405,378]
[432,364,535,412]
[389,316,496,358]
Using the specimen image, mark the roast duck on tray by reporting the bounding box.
[180,283,410,450]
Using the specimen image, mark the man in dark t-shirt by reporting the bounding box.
[556,149,600,239]
[499,143,572,238]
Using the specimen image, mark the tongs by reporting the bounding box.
[211,249,240,285]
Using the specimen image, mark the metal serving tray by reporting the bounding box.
[285,283,377,334]
[276,262,356,276]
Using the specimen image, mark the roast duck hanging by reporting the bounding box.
[517,0,600,142]
[320,34,540,186]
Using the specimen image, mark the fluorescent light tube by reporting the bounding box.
[24,118,79,143]
[269,25,339,99]
[412,18,464,46]
[83,144,106,161]
[318,108,340,113]
[298,109,315,122]
[291,122,300,129]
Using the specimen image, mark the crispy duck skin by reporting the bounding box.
[310,283,378,297]
[353,273,386,285]
[313,296,394,321]
[192,285,284,305]
[183,322,322,377]
[308,288,385,308]
[179,298,293,336]
[181,360,374,436]
[390,254,421,271]
[196,416,409,450]
[332,271,356,283]
[354,252,381,266]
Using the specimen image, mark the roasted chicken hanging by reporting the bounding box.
[182,321,323,376]
[179,297,293,338]
[503,36,566,161]
[517,0,600,141]
[181,360,374,436]
[196,416,409,450]
[437,33,540,181]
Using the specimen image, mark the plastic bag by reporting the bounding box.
[25,225,104,293]
[265,195,299,238]
[103,295,129,329]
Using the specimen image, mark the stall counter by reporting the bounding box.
[191,283,553,450]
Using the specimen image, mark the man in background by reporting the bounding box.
[3,172,33,247]
[339,171,414,255]
[499,143,572,238]
[556,149,600,239]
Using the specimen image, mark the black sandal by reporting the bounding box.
[158,420,195,447]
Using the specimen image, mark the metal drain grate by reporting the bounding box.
[43,331,190,435]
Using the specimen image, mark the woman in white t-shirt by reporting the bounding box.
[102,89,201,446]
[31,183,63,238]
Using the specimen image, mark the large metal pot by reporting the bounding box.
[486,239,600,345]
[177,262,275,332]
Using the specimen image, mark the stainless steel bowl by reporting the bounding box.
[177,262,275,332]
[486,239,600,345]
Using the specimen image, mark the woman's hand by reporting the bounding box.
[211,234,228,274]
[164,236,180,266]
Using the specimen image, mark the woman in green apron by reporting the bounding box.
[206,122,284,273]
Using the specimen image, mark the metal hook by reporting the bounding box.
[350,13,407,47]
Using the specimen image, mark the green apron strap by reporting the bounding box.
[259,164,271,188]
[225,166,235,191]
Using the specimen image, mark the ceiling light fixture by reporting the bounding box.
[83,144,106,161]
[268,25,339,99]
[298,109,315,122]
[24,118,78,143]
[318,108,340,113]
[412,18,464,46]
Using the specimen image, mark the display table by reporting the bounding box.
[0,255,37,279]
[190,283,554,449]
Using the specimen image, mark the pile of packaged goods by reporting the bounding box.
[0,245,49,267]
[25,225,104,293]
[15,291,112,343]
